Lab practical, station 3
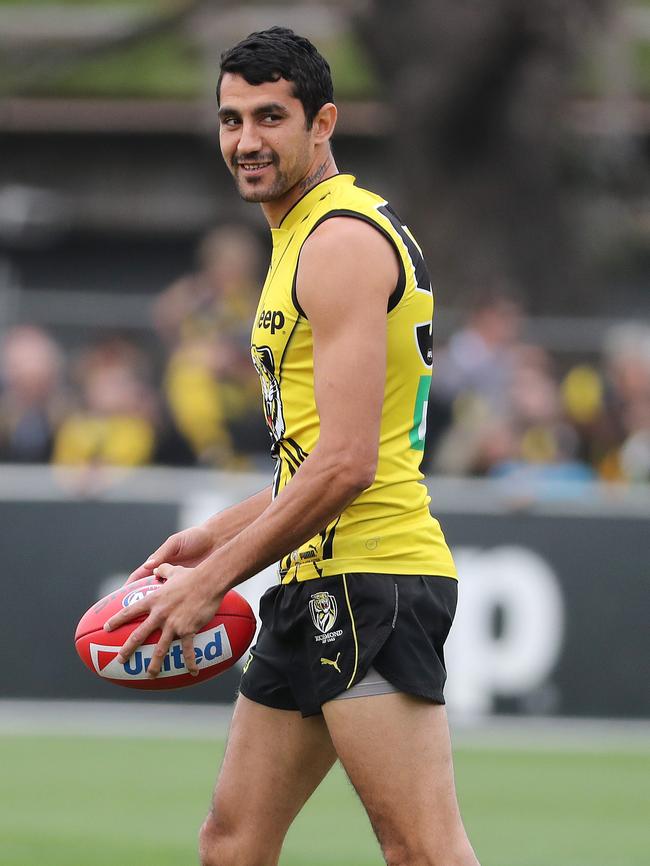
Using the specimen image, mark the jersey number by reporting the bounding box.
[409,375,431,452]
[378,204,433,454]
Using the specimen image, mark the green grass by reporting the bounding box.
[1,735,648,866]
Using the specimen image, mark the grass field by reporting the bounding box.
[1,733,648,866]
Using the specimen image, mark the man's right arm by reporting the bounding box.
[127,486,272,583]
[202,486,273,546]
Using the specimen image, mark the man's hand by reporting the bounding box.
[105,563,223,678]
[126,526,216,585]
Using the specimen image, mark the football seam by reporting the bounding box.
[74,614,148,642]
[74,611,256,643]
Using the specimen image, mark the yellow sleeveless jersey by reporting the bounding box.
[251,174,457,583]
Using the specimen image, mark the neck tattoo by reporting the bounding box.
[299,158,331,192]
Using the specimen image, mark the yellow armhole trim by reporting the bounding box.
[342,574,359,689]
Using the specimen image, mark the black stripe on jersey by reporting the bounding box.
[284,436,309,464]
[321,514,341,561]
[280,450,298,477]
[272,457,282,498]
[290,209,407,317]
[308,560,324,578]
[278,518,337,579]
[415,321,434,368]
[278,440,305,476]
[377,204,432,295]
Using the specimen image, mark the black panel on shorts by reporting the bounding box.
[239,573,457,717]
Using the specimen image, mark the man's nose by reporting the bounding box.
[237,121,263,155]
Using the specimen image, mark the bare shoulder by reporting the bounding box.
[297,217,399,317]
[301,216,397,271]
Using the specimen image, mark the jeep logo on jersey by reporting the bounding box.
[309,592,338,634]
[257,309,285,334]
[88,625,233,680]
[415,322,433,368]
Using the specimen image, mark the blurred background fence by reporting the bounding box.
[1,0,649,720]
[2,466,649,719]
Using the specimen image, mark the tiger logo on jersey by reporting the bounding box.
[309,592,338,634]
[251,344,285,444]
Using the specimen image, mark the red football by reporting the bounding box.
[74,576,256,690]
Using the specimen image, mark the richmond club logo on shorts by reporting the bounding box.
[309,591,338,633]
[309,592,343,644]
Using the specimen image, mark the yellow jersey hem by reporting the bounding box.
[281,561,458,584]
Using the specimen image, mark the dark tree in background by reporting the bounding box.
[357,0,611,313]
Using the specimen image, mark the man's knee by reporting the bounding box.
[198,808,279,866]
[198,809,236,866]
[379,825,479,866]
[198,811,221,866]
[381,837,437,866]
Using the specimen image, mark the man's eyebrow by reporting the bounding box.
[218,102,288,120]
[253,103,288,116]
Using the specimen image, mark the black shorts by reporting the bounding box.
[239,573,458,718]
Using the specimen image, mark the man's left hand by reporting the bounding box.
[104,563,222,678]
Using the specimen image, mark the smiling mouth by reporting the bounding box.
[238,161,273,173]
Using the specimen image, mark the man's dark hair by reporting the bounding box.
[217,27,334,128]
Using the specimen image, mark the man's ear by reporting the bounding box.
[312,103,337,143]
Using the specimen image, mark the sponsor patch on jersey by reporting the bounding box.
[292,547,318,561]
[257,308,285,334]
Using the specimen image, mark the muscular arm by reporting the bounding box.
[195,218,398,593]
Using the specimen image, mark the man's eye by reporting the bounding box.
[222,117,239,127]
[263,114,281,123]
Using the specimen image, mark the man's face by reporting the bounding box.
[218,73,315,203]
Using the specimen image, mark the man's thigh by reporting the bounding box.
[322,693,478,864]
[201,694,336,866]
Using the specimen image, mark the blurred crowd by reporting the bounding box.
[425,292,650,486]
[1,227,650,487]
[0,225,268,474]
